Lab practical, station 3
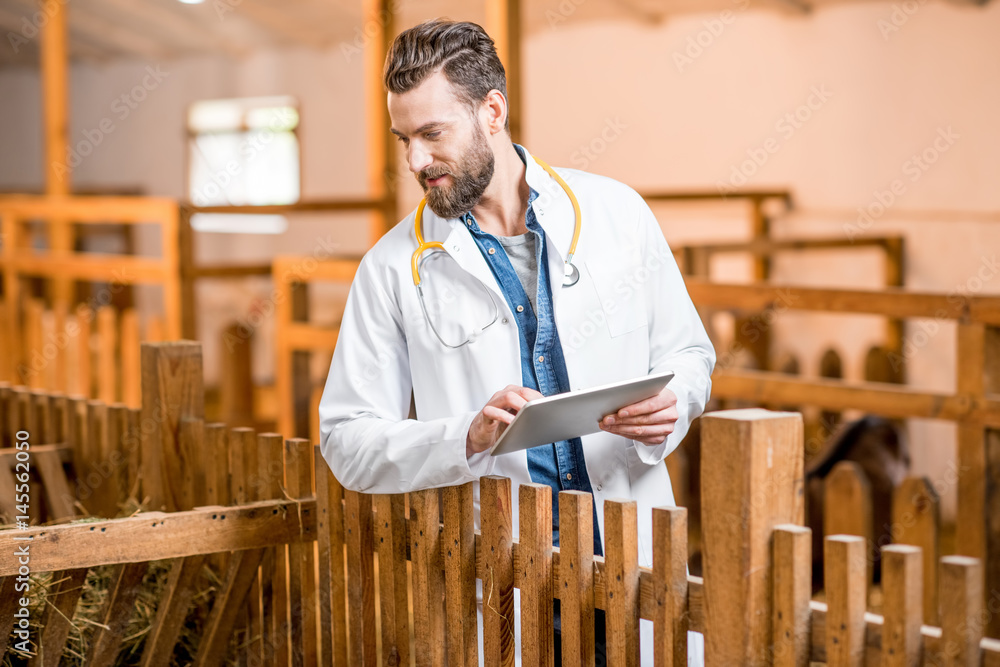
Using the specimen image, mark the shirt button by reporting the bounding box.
[516,305,524,313]
[596,484,603,491]
[538,355,545,362]
[502,318,509,325]
[488,247,496,255]
[566,473,572,481]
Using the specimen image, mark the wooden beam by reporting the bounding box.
[711,369,1000,427]
[0,498,316,577]
[686,279,1000,325]
[41,0,69,196]
[363,0,396,240]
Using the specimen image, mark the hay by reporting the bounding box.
[2,501,238,666]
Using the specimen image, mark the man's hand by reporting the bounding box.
[467,385,544,457]
[599,387,678,446]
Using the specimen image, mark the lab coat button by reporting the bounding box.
[596,484,602,491]
[502,318,509,325]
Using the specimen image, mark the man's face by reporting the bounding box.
[388,71,495,219]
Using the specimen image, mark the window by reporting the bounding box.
[187,96,300,213]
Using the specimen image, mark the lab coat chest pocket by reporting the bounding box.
[584,248,648,337]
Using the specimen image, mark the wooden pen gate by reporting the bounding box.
[2,341,1000,665]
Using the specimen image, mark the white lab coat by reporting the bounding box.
[319,145,714,665]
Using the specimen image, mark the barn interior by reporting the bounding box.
[0,0,998,663]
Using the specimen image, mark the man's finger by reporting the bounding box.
[599,421,675,439]
[483,405,517,425]
[617,388,676,418]
[603,406,678,427]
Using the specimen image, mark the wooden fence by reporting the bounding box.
[1,341,999,665]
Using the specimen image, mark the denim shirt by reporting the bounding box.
[461,144,603,556]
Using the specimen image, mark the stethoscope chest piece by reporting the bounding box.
[563,260,580,287]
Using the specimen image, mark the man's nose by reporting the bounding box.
[408,144,432,174]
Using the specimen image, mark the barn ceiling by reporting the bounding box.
[0,0,991,67]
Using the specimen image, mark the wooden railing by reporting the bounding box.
[2,342,999,664]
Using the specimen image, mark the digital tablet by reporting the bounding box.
[488,370,674,456]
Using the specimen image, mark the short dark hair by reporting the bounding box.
[383,19,509,130]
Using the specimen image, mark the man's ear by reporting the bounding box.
[481,89,508,135]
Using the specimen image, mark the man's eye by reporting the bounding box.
[426,131,441,140]
[396,136,408,144]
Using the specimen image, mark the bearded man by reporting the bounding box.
[319,18,713,666]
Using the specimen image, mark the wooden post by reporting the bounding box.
[824,461,874,589]
[258,432,290,667]
[221,321,254,428]
[411,487,445,667]
[443,482,479,667]
[286,438,317,667]
[558,490,595,667]
[139,341,204,512]
[891,477,939,625]
[482,475,515,667]
[652,506,688,667]
[881,545,922,667]
[486,0,522,143]
[344,488,376,666]
[605,499,640,667]
[772,524,811,667]
[700,409,804,666]
[375,492,410,667]
[315,445,348,667]
[519,483,553,667]
[985,325,1000,639]
[940,556,984,667]
[363,0,397,241]
[825,535,867,667]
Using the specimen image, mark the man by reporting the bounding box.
[319,18,714,665]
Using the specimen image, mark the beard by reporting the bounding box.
[418,127,495,220]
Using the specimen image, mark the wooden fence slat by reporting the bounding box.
[0,383,11,448]
[891,477,939,626]
[940,556,983,667]
[772,524,811,667]
[194,548,267,667]
[411,488,445,667]
[67,396,87,502]
[0,465,18,523]
[442,482,478,667]
[558,489,595,667]
[139,555,210,667]
[519,483,553,667]
[700,409,804,665]
[34,447,75,521]
[32,568,88,667]
[52,303,68,394]
[203,424,228,507]
[126,408,140,500]
[605,499,640,667]
[106,404,129,506]
[344,489,376,667]
[258,433,289,667]
[239,428,263,666]
[315,446,347,667]
[97,305,117,404]
[85,561,149,666]
[881,545,922,667]
[652,506,687,667]
[75,304,92,398]
[87,399,116,517]
[140,341,204,512]
[374,492,409,667]
[824,461,873,588]
[824,535,867,667]
[49,393,68,445]
[482,476,516,667]
[24,298,44,391]
[31,391,51,444]
[120,308,141,408]
[0,575,18,656]
[229,427,252,667]
[286,438,318,667]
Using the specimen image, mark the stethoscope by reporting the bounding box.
[410,155,583,348]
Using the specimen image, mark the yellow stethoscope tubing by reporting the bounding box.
[409,155,582,287]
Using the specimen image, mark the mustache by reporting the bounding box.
[418,167,451,183]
